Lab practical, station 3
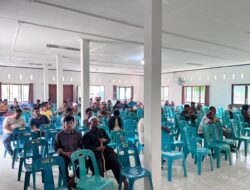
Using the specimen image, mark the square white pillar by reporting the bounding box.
[144,0,162,189]
[56,55,63,109]
[43,63,49,101]
[80,39,90,123]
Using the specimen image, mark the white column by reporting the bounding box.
[43,64,49,101]
[56,55,63,109]
[80,39,90,124]
[144,0,162,189]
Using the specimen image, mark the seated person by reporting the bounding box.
[54,115,82,182]
[61,107,78,127]
[99,102,109,118]
[57,101,68,115]
[107,100,113,113]
[196,103,203,114]
[33,99,41,109]
[122,100,128,110]
[227,104,234,119]
[181,104,196,124]
[190,102,197,115]
[128,97,137,108]
[198,109,230,138]
[113,100,122,110]
[83,116,128,190]
[241,104,250,126]
[40,102,53,121]
[108,109,122,131]
[30,106,49,133]
[2,108,25,156]
[0,99,9,116]
[83,108,93,127]
[10,98,20,111]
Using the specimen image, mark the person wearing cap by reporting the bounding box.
[83,116,128,190]
[72,102,80,116]
[40,102,53,121]
[55,115,82,184]
[2,108,25,156]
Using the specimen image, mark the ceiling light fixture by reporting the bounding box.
[141,60,145,65]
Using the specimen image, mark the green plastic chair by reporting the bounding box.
[33,156,68,190]
[117,142,153,190]
[231,121,250,157]
[71,149,114,190]
[161,129,187,181]
[98,124,111,138]
[213,122,238,157]
[203,124,232,168]
[182,126,213,175]
[109,130,128,150]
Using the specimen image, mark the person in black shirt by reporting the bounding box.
[83,116,128,190]
[227,104,234,119]
[108,109,122,131]
[30,106,49,133]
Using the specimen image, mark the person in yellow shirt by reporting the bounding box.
[0,99,9,116]
[40,103,53,121]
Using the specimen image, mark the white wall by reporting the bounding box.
[162,65,250,108]
[0,66,144,102]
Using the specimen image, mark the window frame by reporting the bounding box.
[116,86,133,101]
[183,85,206,104]
[231,84,249,106]
[1,83,29,103]
[89,85,105,100]
[161,86,169,101]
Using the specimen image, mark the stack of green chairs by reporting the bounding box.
[231,121,250,157]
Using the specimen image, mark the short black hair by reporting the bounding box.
[85,108,92,114]
[242,104,249,111]
[15,108,22,113]
[63,115,75,123]
[184,104,190,109]
[209,106,216,111]
[37,99,40,102]
[114,109,120,116]
[66,107,72,113]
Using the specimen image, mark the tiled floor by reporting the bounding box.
[1,138,250,190]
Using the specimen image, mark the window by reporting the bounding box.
[77,86,105,100]
[183,86,207,104]
[1,84,29,102]
[232,84,250,105]
[116,86,133,100]
[90,86,105,100]
[161,86,169,101]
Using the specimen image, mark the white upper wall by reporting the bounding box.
[162,64,250,108]
[0,66,144,103]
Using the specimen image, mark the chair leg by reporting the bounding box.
[183,158,187,177]
[128,179,135,190]
[167,160,173,181]
[228,149,232,165]
[244,141,248,157]
[197,155,202,175]
[18,158,24,181]
[216,150,221,168]
[12,149,18,169]
[209,153,214,171]
[32,172,36,190]
[24,172,31,190]
[4,149,7,158]
[238,140,242,150]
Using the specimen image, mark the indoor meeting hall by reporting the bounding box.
[1,0,250,190]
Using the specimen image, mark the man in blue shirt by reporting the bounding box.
[30,106,49,132]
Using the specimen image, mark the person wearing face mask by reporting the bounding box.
[54,115,82,184]
[2,108,25,156]
[82,116,128,190]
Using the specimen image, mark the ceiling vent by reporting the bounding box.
[46,44,80,51]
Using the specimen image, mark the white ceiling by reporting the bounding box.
[1,0,250,74]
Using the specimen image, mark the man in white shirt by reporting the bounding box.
[2,108,25,156]
[198,111,218,136]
